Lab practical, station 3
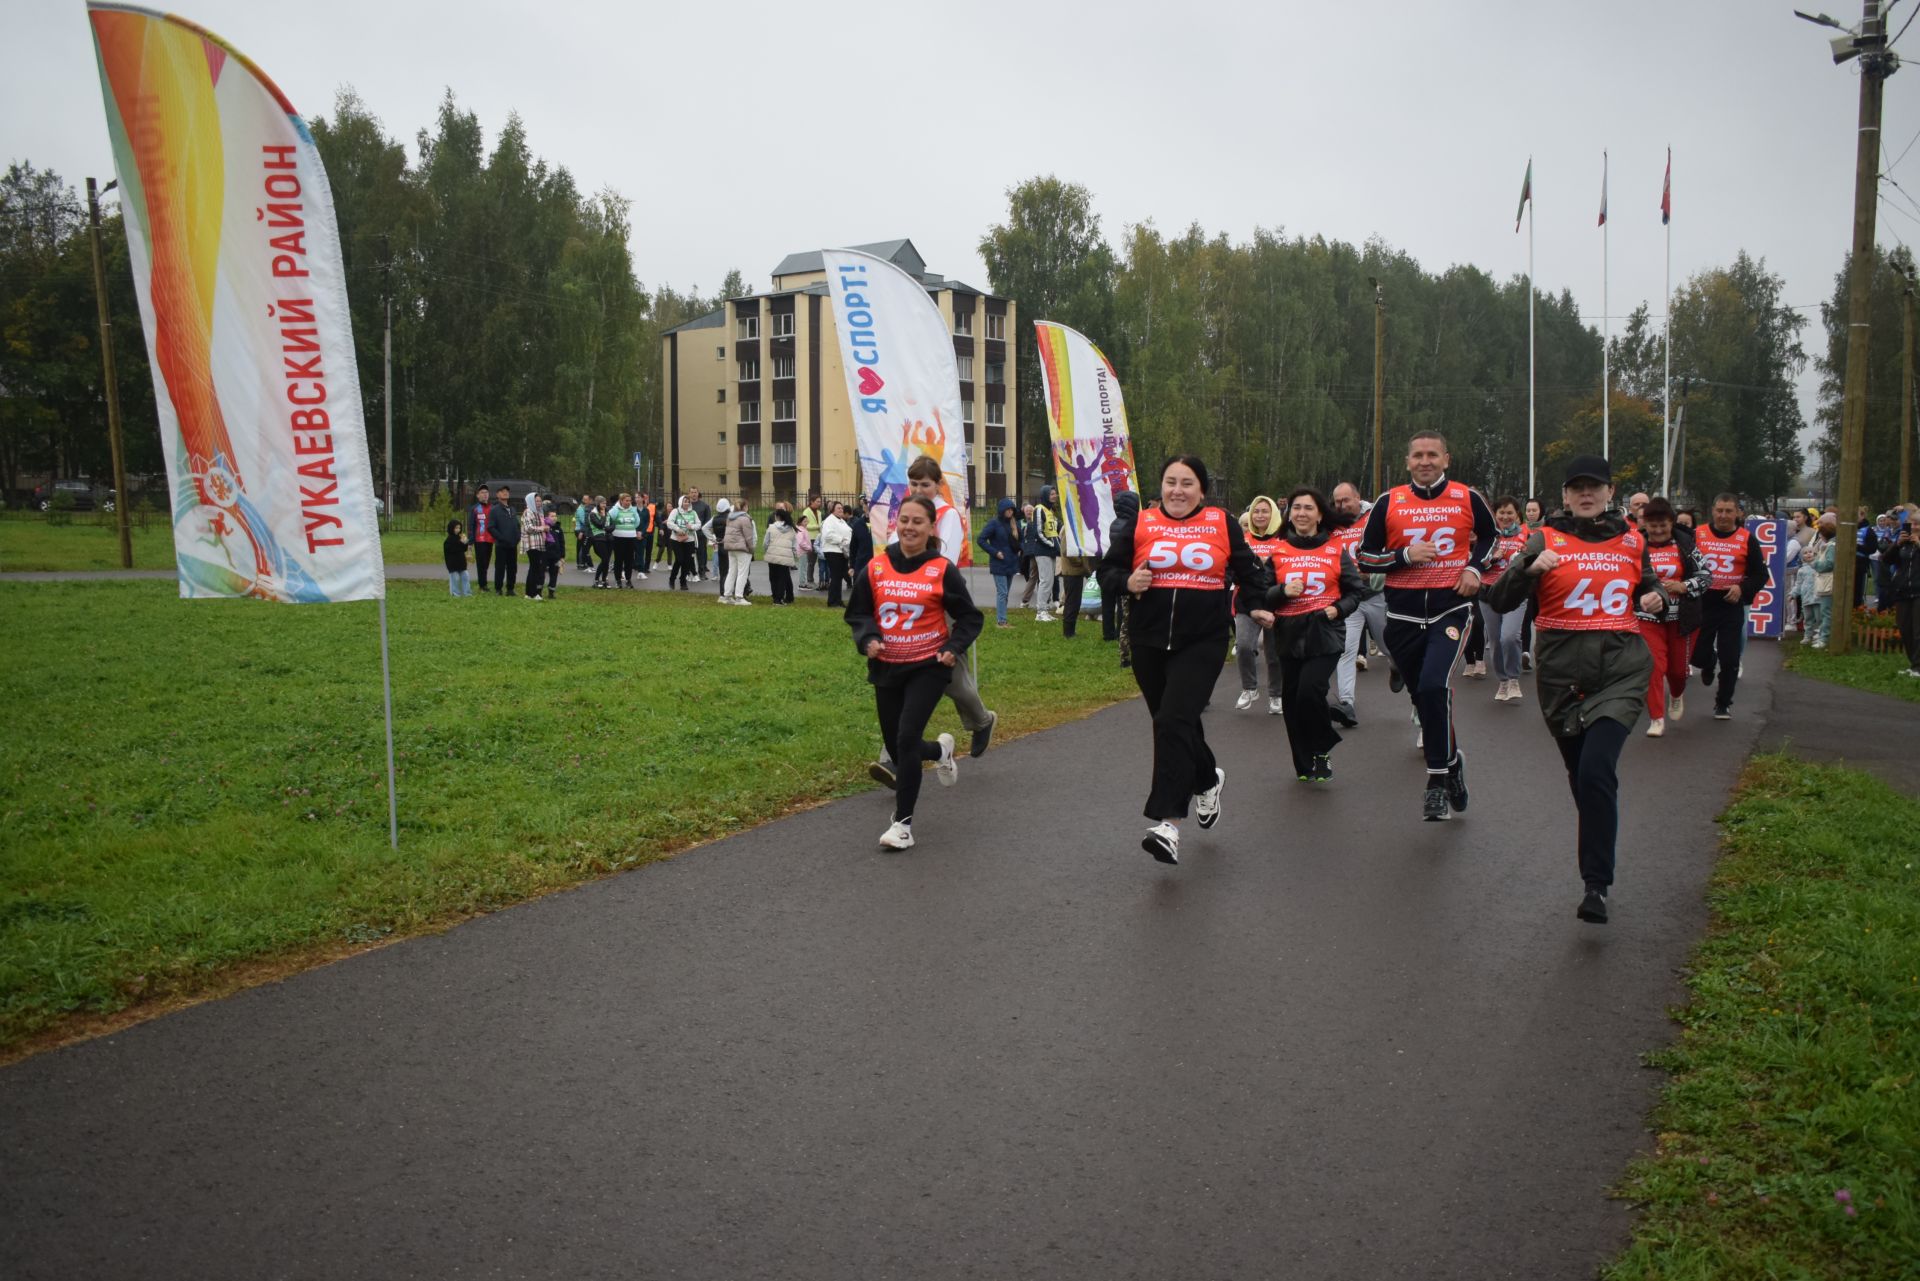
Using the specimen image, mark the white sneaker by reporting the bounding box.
[1669,692,1685,722]
[1195,767,1226,829]
[935,733,958,787]
[1646,717,1665,738]
[736,597,752,606]
[1508,682,1523,703]
[878,820,915,850]
[1268,696,1284,715]
[1234,690,1259,711]
[1142,821,1180,865]
[638,572,649,580]
[1035,611,1054,622]
[1356,654,1370,671]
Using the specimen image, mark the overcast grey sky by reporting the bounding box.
[10,0,1920,439]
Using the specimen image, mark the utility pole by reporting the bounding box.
[86,177,132,570]
[1808,0,1898,652]
[381,238,393,532]
[1904,269,1914,506]
[1368,276,1385,496]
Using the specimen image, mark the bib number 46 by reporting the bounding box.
[1563,577,1630,617]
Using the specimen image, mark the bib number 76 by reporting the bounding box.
[1563,577,1630,616]
[1145,539,1217,571]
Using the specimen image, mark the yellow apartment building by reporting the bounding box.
[660,239,1018,505]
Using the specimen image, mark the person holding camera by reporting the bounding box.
[1893,506,1920,676]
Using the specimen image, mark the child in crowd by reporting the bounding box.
[443,520,470,596]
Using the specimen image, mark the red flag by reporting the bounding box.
[1661,148,1671,225]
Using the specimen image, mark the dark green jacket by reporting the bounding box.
[1483,515,1667,737]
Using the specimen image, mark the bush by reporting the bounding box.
[46,492,74,527]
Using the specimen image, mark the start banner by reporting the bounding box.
[1034,320,1137,557]
[821,247,971,565]
[89,3,382,602]
[1745,516,1788,639]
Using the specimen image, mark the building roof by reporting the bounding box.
[771,238,927,281]
[662,307,725,336]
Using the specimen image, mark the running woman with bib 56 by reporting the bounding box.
[844,495,983,851]
[1356,431,1498,821]
[1484,455,1667,924]
[1102,455,1271,865]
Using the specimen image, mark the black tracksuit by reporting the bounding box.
[486,502,522,594]
[1691,524,1768,712]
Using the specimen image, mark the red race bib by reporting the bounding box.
[1646,541,1684,582]
[1270,540,1345,617]
[1482,523,1531,585]
[1692,526,1748,591]
[1381,483,1475,588]
[1132,507,1232,591]
[1534,528,1644,632]
[865,555,951,663]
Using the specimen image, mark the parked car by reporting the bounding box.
[480,480,578,513]
[35,480,115,513]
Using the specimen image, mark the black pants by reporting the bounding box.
[493,543,519,594]
[769,563,793,604]
[474,541,494,589]
[636,530,653,571]
[697,532,710,576]
[715,545,730,586]
[1694,598,1745,710]
[1279,652,1342,777]
[1554,718,1631,891]
[875,665,951,823]
[593,539,612,584]
[670,542,697,588]
[1384,613,1470,774]
[1130,632,1228,820]
[1462,607,1484,664]
[824,552,850,608]
[526,549,555,597]
[1061,575,1086,637]
[1100,576,1122,642]
[576,533,592,569]
[1896,598,1920,667]
[612,539,635,585]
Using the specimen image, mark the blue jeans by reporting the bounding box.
[993,575,1012,624]
[448,570,470,597]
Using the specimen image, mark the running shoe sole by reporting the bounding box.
[1195,768,1226,829]
[1577,891,1609,924]
[868,762,897,789]
[1142,832,1179,864]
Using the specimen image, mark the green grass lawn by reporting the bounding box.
[1783,633,1920,704]
[0,580,1137,1056]
[0,519,452,571]
[1607,756,1920,1279]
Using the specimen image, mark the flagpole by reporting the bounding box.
[1528,192,1536,500]
[1602,151,1610,458]
[377,596,398,848]
[1663,153,1672,498]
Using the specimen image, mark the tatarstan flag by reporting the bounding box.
[1661,148,1672,224]
[1515,157,1532,233]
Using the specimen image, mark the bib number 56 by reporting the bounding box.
[1145,539,1217,572]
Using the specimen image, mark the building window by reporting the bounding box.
[985,361,1004,385]
[719,472,728,485]
[773,354,795,379]
[773,442,797,468]
[737,315,759,340]
[985,445,1005,473]
[772,399,796,422]
[956,355,974,381]
[739,357,759,381]
[963,409,975,434]
[716,388,726,403]
[718,430,727,443]
[740,401,760,424]
[772,313,794,338]
[716,345,725,361]
[740,443,761,468]
[987,402,1005,426]
[954,311,973,337]
[985,313,1006,340]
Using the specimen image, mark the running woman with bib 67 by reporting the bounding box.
[1356,431,1497,821]
[1102,455,1271,866]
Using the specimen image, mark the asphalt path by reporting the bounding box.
[0,637,1783,1280]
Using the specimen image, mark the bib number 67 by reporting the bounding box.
[1145,539,1216,572]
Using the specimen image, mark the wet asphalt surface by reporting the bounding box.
[0,639,1784,1280]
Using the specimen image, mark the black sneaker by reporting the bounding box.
[868,761,897,790]
[1698,663,1716,688]
[1713,705,1732,721]
[970,710,997,759]
[1389,668,1406,694]
[1577,889,1609,924]
[1330,701,1358,728]
[1422,782,1450,821]
[1444,753,1469,813]
[1309,754,1333,782]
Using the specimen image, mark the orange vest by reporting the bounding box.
[1381,483,1476,588]
[865,554,951,663]
[1133,507,1232,591]
[1646,540,1684,582]
[1483,523,1531,585]
[1692,525,1748,591]
[1270,539,1345,617]
[1535,528,1645,632]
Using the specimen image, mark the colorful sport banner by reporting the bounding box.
[1746,516,1789,639]
[821,248,970,566]
[1034,321,1137,557]
[88,4,382,602]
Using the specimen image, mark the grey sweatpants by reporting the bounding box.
[1234,614,1281,694]
[1337,593,1391,707]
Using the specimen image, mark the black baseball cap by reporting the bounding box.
[1563,454,1612,486]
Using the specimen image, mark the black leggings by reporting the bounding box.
[1278,652,1342,777]
[1061,575,1085,637]
[1554,717,1631,891]
[875,665,951,822]
[1462,606,1484,664]
[1129,632,1228,820]
[592,539,612,584]
[769,563,794,604]
[670,541,697,588]
[824,552,850,608]
[612,539,636,585]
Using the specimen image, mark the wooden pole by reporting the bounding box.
[86,178,132,570]
[1904,270,1915,507]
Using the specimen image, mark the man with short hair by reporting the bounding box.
[487,487,521,595]
[689,486,712,580]
[1357,431,1497,820]
[1330,481,1392,726]
[467,484,494,592]
[1691,493,1767,719]
[1627,491,1650,526]
[869,458,998,785]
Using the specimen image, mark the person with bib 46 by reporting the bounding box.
[845,495,984,851]
[1484,455,1667,925]
[1102,455,1272,866]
